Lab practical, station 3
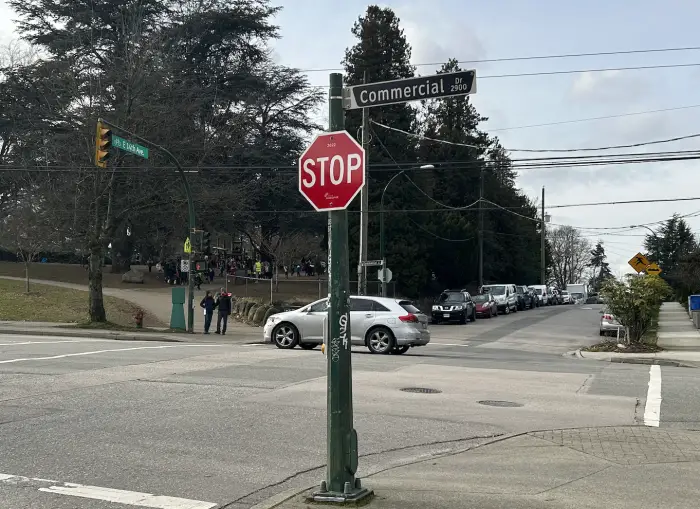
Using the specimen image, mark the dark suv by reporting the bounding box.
[431,290,476,324]
[516,285,536,310]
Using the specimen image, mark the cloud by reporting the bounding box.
[394,3,486,75]
[570,69,651,104]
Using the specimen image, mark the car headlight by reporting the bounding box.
[432,305,439,311]
[266,316,280,325]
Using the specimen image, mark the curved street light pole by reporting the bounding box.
[379,165,434,296]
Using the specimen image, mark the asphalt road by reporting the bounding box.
[0,303,698,508]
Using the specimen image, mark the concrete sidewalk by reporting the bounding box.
[267,426,700,509]
[657,301,700,351]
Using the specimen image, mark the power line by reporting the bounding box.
[371,119,700,153]
[298,45,700,73]
[310,62,700,87]
[547,196,700,209]
[408,218,475,242]
[488,104,700,132]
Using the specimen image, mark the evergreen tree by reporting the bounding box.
[589,241,612,292]
[644,215,697,292]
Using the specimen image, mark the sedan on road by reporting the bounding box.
[473,293,498,318]
[600,309,624,337]
[264,296,430,354]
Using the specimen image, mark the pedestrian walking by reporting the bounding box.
[215,288,232,335]
[199,291,216,334]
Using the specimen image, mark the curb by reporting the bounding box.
[566,348,698,368]
[0,328,184,342]
[247,432,517,509]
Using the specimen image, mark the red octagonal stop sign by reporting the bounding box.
[299,130,365,211]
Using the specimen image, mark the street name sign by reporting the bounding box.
[299,130,366,211]
[343,70,476,110]
[628,252,651,273]
[361,260,384,267]
[112,134,149,159]
[646,263,662,276]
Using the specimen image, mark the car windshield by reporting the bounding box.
[485,286,506,295]
[438,293,464,303]
[561,291,569,295]
[534,288,542,295]
[571,293,583,298]
[516,287,525,294]
[473,294,489,303]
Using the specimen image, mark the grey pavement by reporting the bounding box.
[0,304,699,508]
[657,301,700,351]
[276,427,700,509]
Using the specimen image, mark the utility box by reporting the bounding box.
[692,310,700,329]
[170,287,186,330]
[690,295,700,311]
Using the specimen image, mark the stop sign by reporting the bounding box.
[299,130,365,211]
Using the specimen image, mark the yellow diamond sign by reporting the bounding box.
[646,263,662,276]
[628,252,650,273]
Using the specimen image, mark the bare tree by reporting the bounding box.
[0,187,61,292]
[548,225,591,288]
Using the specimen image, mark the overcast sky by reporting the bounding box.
[2,0,700,277]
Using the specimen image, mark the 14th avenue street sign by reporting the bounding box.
[112,134,149,159]
[343,70,476,110]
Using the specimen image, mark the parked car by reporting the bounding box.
[431,289,476,324]
[264,296,430,354]
[600,309,624,337]
[515,285,536,310]
[529,284,550,306]
[481,284,518,314]
[473,293,498,318]
[560,290,572,304]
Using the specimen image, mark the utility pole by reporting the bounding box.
[478,167,485,289]
[357,71,369,296]
[541,186,546,285]
[312,72,370,503]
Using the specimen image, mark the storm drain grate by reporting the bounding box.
[478,400,523,407]
[400,387,442,394]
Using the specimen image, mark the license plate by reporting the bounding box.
[443,313,450,318]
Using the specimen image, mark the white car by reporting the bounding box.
[263,296,431,354]
[560,291,571,304]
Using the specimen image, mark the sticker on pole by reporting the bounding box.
[299,130,366,211]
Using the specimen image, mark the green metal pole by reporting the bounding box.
[313,73,371,503]
[98,119,196,332]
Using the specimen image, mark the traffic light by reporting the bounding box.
[95,120,112,168]
[203,229,211,256]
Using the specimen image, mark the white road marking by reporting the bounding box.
[644,364,662,427]
[429,342,470,347]
[0,339,113,346]
[0,344,221,365]
[0,473,217,508]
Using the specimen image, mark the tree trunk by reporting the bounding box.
[24,262,30,293]
[88,243,107,322]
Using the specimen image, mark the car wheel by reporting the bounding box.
[512,303,518,313]
[459,313,467,325]
[367,327,395,354]
[471,309,477,322]
[272,323,299,349]
[599,330,605,336]
[299,343,317,350]
[504,305,510,315]
[392,345,410,355]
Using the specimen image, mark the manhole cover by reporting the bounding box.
[478,400,523,407]
[400,387,442,394]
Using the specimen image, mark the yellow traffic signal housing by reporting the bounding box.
[95,120,112,168]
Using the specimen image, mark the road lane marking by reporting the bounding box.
[429,342,469,347]
[644,365,662,427]
[0,344,222,365]
[0,339,114,346]
[0,473,217,508]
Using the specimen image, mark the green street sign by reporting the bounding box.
[112,134,149,159]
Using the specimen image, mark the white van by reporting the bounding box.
[481,284,518,314]
[529,284,550,306]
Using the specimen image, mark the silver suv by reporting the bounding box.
[264,296,431,355]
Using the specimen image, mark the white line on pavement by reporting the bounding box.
[429,342,470,347]
[0,473,217,509]
[644,364,662,427]
[0,344,222,365]
[0,339,114,346]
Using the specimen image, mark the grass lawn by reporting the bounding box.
[0,279,165,327]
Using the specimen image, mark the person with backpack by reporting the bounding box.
[215,288,232,335]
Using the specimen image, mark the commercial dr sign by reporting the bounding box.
[343,70,476,110]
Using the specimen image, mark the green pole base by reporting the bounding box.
[309,480,373,505]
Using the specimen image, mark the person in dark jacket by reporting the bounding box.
[215,288,232,334]
[200,291,217,334]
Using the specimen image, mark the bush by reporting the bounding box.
[247,304,259,322]
[243,301,255,316]
[264,307,281,324]
[600,275,672,344]
[253,305,269,325]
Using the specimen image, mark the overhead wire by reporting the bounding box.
[298,45,700,72]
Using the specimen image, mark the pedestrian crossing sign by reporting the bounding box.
[628,252,650,273]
